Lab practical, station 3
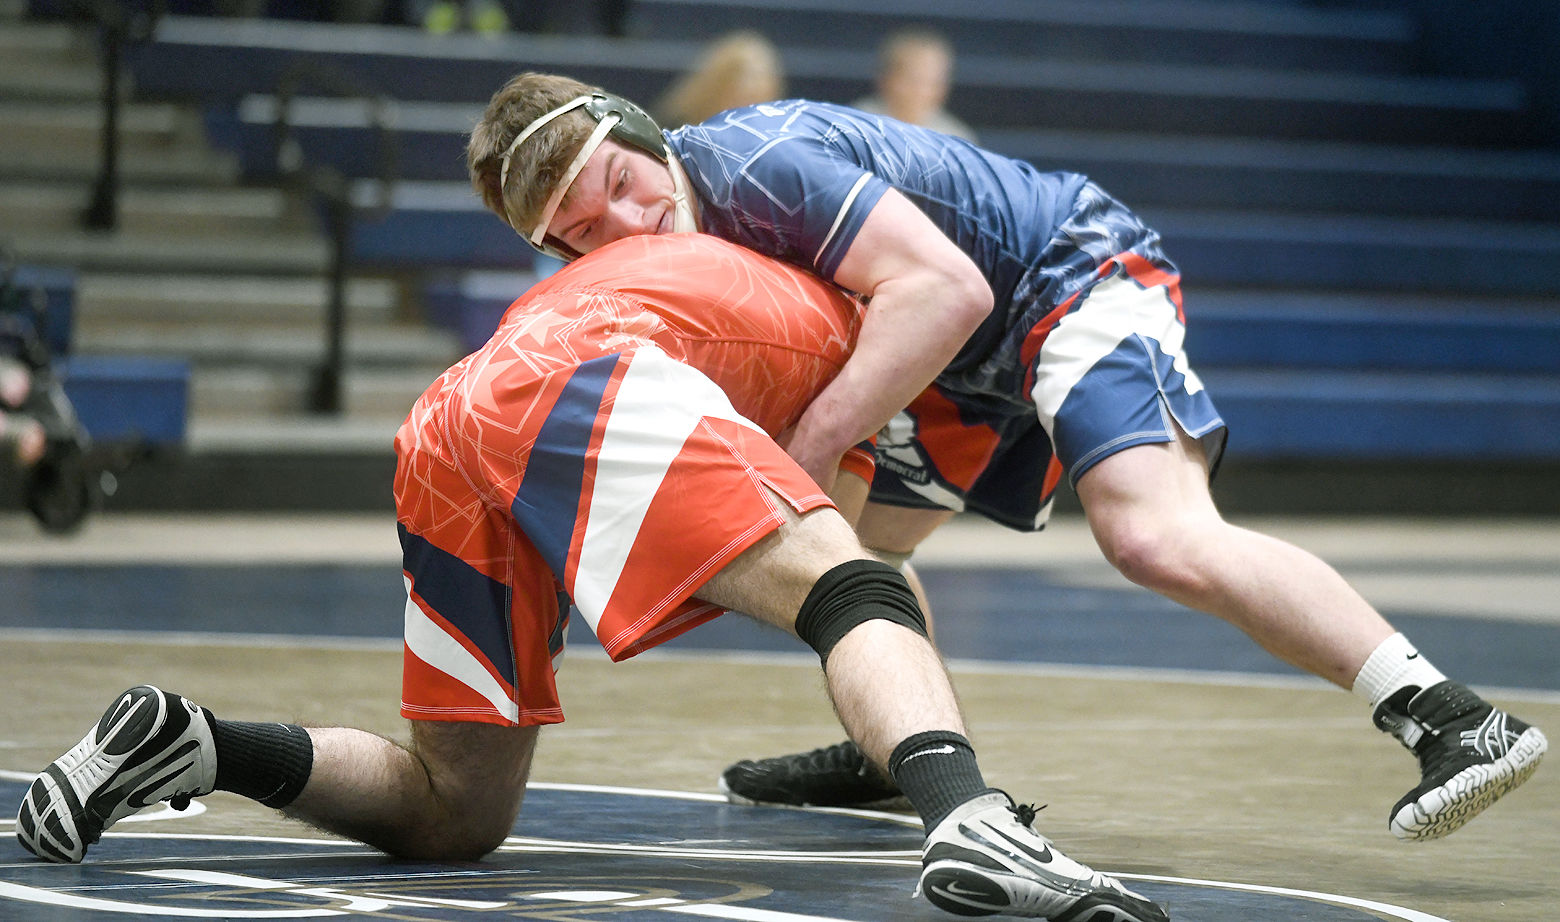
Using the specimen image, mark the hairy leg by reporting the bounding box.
[855,502,954,559]
[1076,425,1394,687]
[286,720,538,859]
[697,501,965,769]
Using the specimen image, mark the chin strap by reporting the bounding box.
[668,155,698,234]
[525,114,618,249]
[495,93,694,261]
[498,95,597,242]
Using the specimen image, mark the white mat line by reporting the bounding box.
[5,627,1557,705]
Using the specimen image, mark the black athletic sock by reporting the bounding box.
[888,730,992,830]
[209,712,314,808]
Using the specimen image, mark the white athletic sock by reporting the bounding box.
[1351,632,1449,710]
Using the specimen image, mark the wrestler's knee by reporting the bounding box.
[1091,506,1222,599]
[795,559,927,665]
[396,813,513,861]
[402,721,537,860]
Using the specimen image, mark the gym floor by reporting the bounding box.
[0,511,1555,921]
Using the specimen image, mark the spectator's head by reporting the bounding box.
[655,30,785,127]
[874,29,955,128]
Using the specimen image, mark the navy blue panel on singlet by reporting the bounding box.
[667,100,1090,370]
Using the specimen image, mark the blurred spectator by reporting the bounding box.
[853,28,976,142]
[0,357,45,469]
[654,30,785,127]
[406,0,517,34]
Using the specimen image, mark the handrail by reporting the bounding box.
[269,61,399,415]
[77,0,165,231]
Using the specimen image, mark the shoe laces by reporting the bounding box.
[1420,709,1516,776]
[1409,686,1504,770]
[792,741,868,776]
[1010,801,1046,828]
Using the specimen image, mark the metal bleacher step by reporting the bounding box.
[1141,207,1560,297]
[0,181,304,236]
[189,364,449,423]
[211,97,1560,227]
[1189,289,1560,375]
[0,23,232,188]
[982,128,1560,223]
[0,141,239,185]
[0,14,470,457]
[922,56,1527,146]
[116,173,1557,301]
[72,271,458,424]
[0,18,83,56]
[185,411,413,454]
[625,0,1421,74]
[73,272,401,328]
[0,99,201,150]
[5,226,331,275]
[76,321,459,370]
[136,17,1532,147]
[212,94,478,184]
[0,57,104,103]
[0,20,111,102]
[1204,367,1560,462]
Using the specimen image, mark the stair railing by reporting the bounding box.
[76,0,165,232]
[269,62,399,415]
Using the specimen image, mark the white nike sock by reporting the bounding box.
[1351,632,1449,710]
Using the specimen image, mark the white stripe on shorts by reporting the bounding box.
[403,575,521,722]
[1030,269,1206,434]
[571,347,763,630]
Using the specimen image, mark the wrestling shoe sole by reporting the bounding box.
[921,861,1162,921]
[1391,726,1547,841]
[16,686,207,864]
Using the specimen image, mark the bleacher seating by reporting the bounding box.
[978,130,1560,223]
[4,264,188,447]
[59,354,189,445]
[10,0,1556,511]
[10,264,74,356]
[625,0,1424,72]
[132,14,1535,146]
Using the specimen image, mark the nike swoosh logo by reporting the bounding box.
[973,822,1099,893]
[898,745,957,766]
[939,881,995,898]
[988,826,1053,865]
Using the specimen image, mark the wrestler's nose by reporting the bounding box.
[601,199,657,240]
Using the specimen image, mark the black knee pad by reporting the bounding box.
[795,559,928,665]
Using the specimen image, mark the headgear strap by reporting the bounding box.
[497,94,602,244]
[494,92,695,260]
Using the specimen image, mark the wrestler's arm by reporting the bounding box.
[783,189,992,490]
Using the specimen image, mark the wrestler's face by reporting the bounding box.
[545,138,679,255]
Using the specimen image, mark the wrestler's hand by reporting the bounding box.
[775,423,844,494]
